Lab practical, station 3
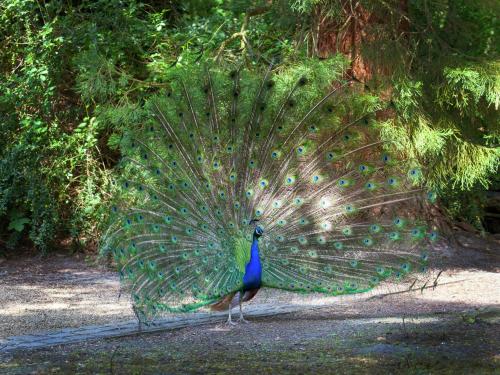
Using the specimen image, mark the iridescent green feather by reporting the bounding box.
[101,57,437,322]
[234,236,251,273]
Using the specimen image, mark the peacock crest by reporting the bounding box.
[101,58,437,322]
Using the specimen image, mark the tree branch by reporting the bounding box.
[215,5,271,61]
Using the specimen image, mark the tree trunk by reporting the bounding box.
[313,0,409,82]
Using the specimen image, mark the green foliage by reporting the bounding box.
[370,0,499,229]
[0,0,498,252]
[0,0,157,252]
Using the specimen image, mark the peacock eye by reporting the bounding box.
[298,77,308,85]
[106,65,439,307]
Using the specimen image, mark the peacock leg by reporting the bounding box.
[238,292,249,323]
[226,304,237,326]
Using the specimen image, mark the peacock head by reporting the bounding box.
[249,218,263,238]
[254,225,264,238]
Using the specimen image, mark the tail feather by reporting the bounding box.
[210,288,260,311]
[210,292,237,311]
[101,58,437,322]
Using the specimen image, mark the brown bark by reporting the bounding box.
[314,1,409,82]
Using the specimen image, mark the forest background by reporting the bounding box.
[0,0,498,254]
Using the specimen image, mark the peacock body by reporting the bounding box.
[102,58,437,323]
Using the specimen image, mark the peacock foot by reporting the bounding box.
[238,316,250,323]
[226,317,237,326]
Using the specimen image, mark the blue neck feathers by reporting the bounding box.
[242,234,262,291]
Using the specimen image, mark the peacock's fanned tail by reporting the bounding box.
[101,58,438,322]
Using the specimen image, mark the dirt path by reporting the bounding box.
[1,246,498,341]
[1,303,499,374]
[0,255,133,339]
[0,237,499,373]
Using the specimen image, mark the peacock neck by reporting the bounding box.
[250,235,261,262]
[242,235,262,291]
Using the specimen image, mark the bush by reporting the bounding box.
[1,0,498,253]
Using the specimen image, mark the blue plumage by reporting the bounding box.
[103,61,437,325]
[242,227,263,291]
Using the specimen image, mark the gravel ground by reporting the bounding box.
[0,239,498,340]
[1,291,499,374]
[0,236,499,373]
[1,261,497,338]
[0,254,133,339]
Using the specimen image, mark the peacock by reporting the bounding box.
[101,57,438,324]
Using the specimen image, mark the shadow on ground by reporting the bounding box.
[1,307,499,374]
[0,235,498,374]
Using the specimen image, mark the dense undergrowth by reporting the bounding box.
[0,0,498,253]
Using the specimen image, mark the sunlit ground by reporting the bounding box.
[0,252,499,340]
[0,244,498,374]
